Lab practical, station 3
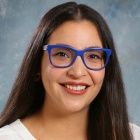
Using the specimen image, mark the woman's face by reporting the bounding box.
[41,20,105,114]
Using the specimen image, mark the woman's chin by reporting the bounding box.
[61,101,89,114]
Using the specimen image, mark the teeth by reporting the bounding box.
[65,85,86,91]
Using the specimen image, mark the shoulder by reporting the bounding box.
[130,123,140,140]
[0,119,36,140]
[0,119,21,139]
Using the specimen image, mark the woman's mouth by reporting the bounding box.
[60,82,89,96]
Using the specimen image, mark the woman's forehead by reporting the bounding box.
[47,20,102,49]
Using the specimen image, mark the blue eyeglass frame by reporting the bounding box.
[43,44,112,70]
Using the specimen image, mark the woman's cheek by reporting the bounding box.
[88,70,105,85]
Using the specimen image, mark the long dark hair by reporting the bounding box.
[0,2,133,140]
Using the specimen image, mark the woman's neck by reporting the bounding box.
[22,105,89,140]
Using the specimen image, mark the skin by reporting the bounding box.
[22,20,105,140]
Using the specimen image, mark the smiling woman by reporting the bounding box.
[41,21,105,114]
[0,1,140,140]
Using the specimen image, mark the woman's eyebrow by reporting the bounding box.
[52,43,102,49]
[85,46,102,49]
[53,43,71,46]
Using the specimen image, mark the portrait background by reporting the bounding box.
[0,0,140,126]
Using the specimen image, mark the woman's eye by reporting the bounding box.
[54,52,69,57]
[88,54,101,59]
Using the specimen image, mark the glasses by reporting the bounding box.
[43,45,112,70]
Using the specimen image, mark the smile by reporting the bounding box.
[60,82,90,96]
[65,85,86,91]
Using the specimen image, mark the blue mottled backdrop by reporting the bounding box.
[0,0,140,126]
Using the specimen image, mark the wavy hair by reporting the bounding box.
[0,2,133,140]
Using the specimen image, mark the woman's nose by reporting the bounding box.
[67,56,87,79]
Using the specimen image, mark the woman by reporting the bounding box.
[0,2,139,140]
